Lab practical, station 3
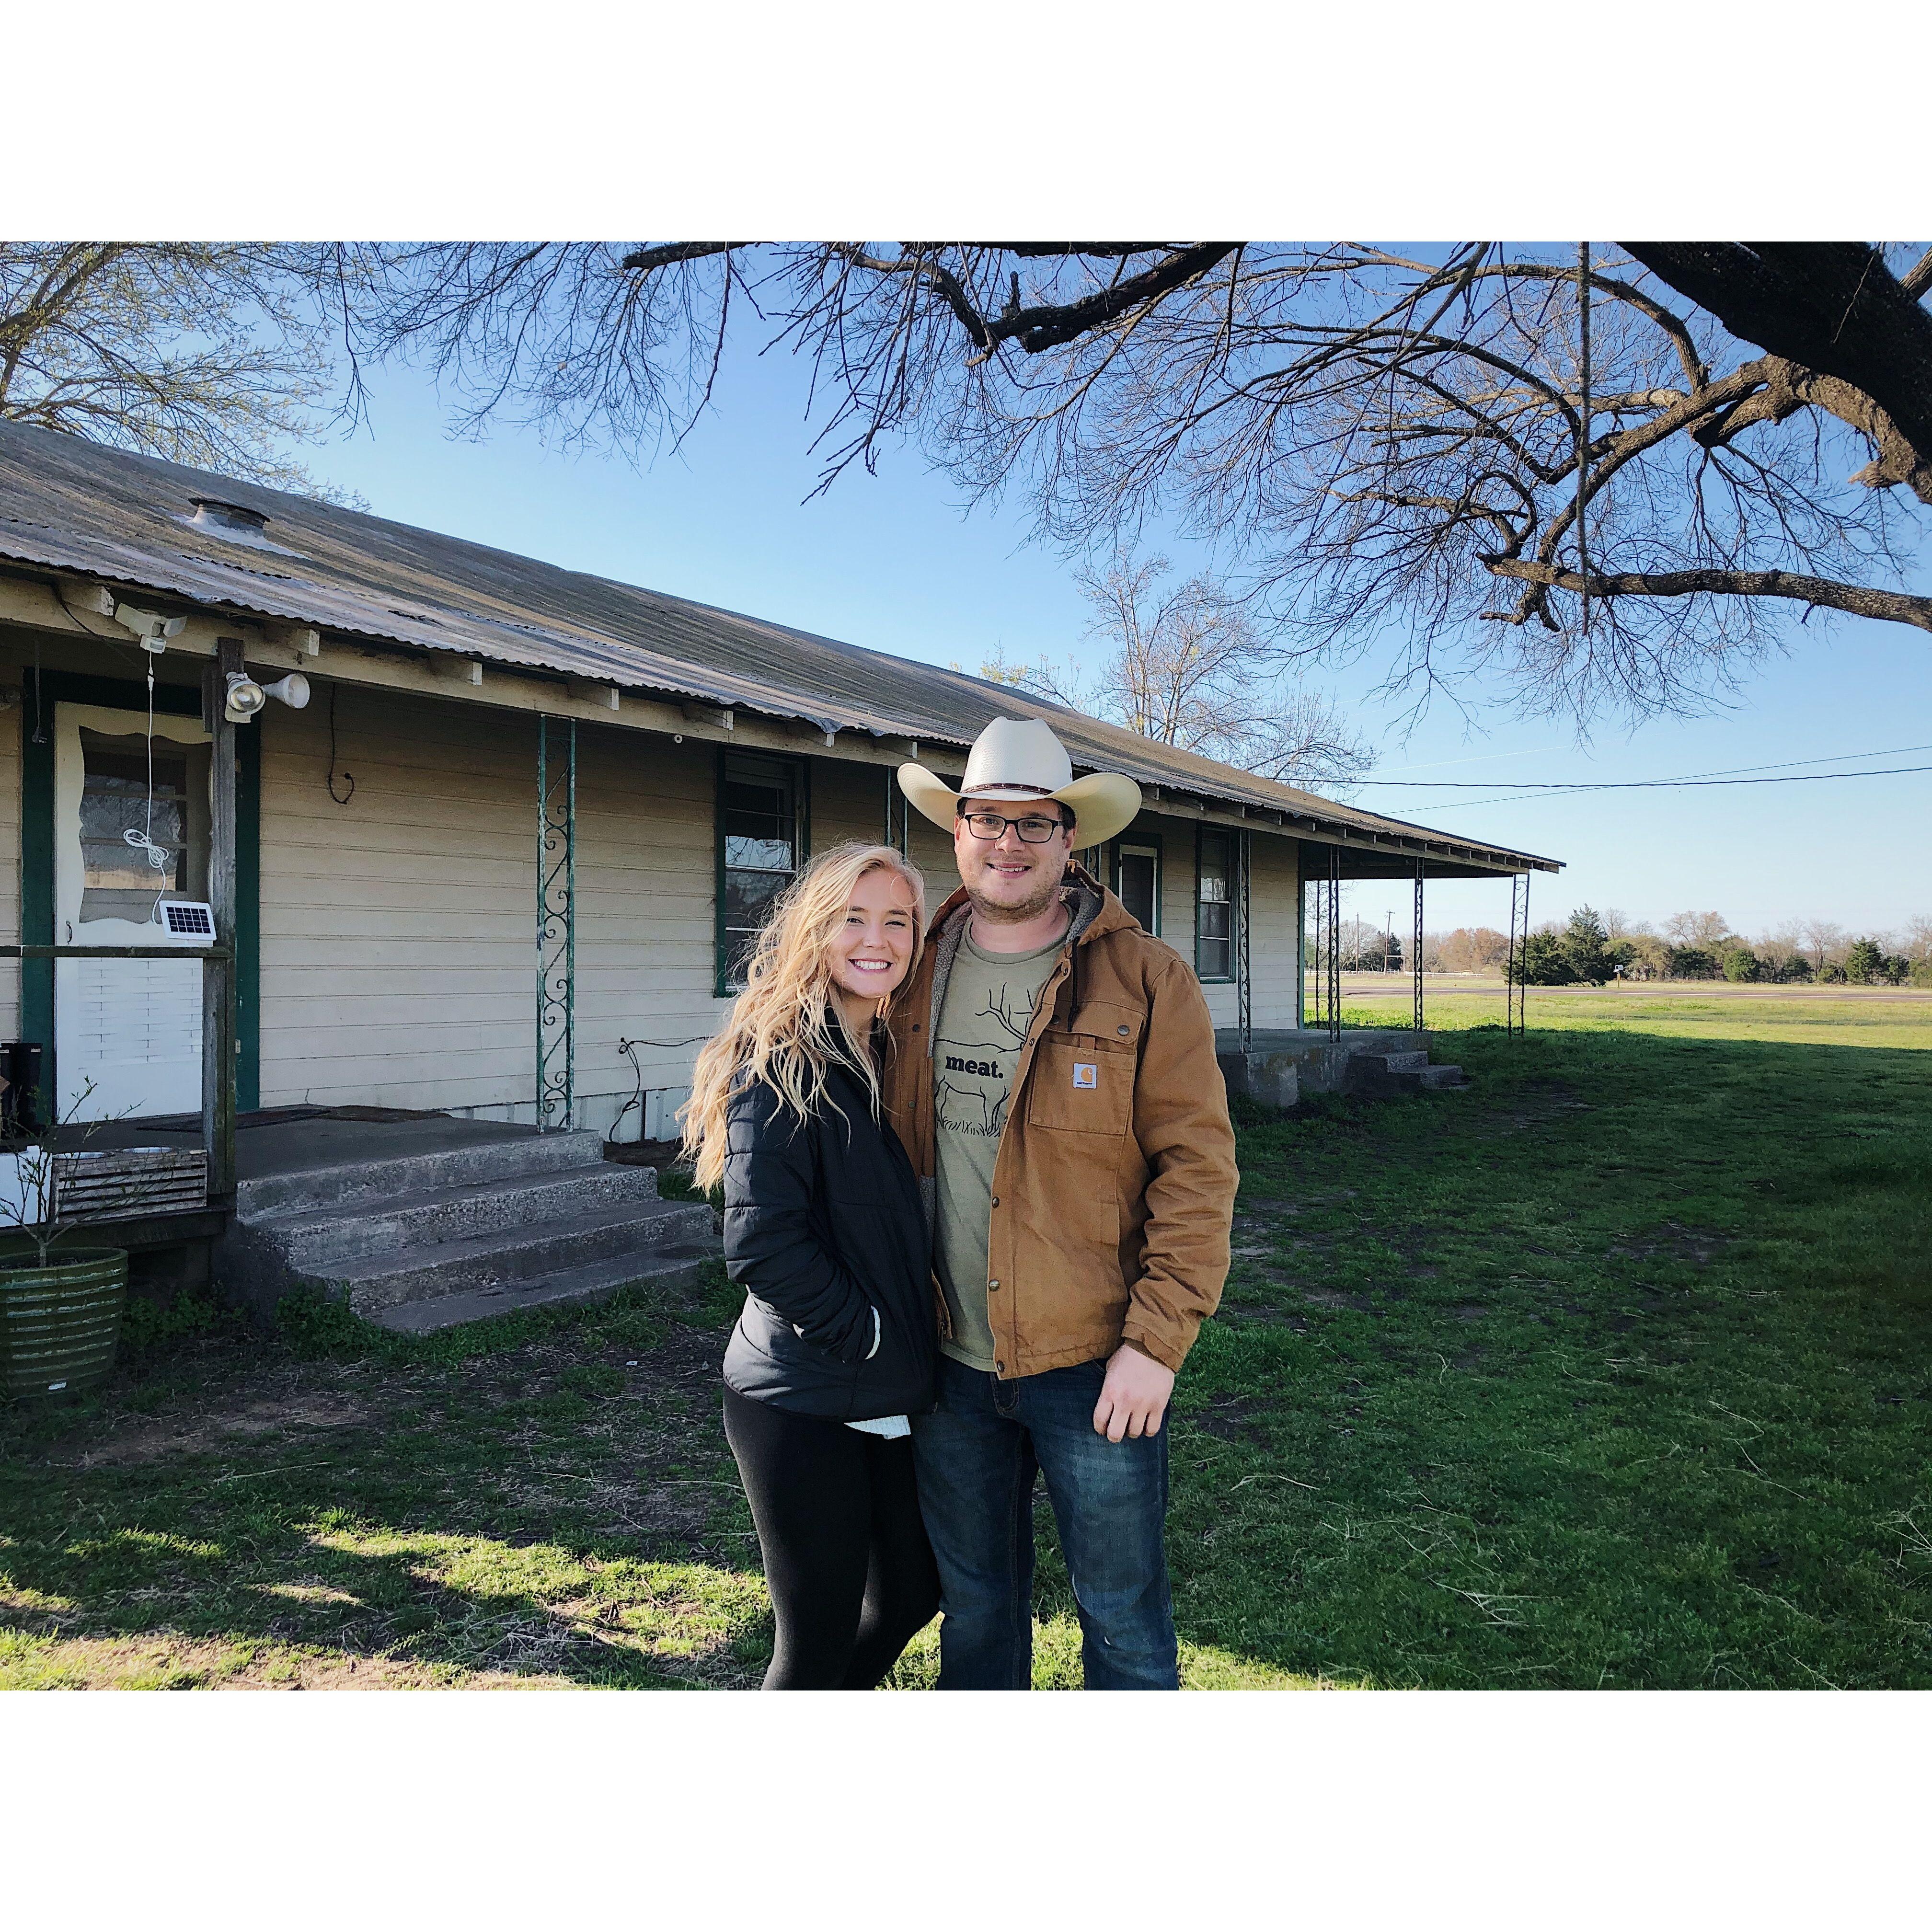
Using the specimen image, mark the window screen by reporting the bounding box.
[719,752,804,991]
[1196,828,1232,980]
[78,731,210,925]
[1115,842,1161,935]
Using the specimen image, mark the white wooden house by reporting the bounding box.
[0,421,1557,1318]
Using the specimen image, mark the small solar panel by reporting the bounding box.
[156,901,216,944]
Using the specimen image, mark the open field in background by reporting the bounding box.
[3,993,1929,1689]
[1363,985,1932,1051]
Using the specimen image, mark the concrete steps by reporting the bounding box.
[219,1126,718,1328]
[1344,1051,1470,1099]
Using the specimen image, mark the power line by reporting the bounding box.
[1364,741,1932,787]
[1357,747,1932,795]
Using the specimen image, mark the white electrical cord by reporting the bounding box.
[122,656,171,923]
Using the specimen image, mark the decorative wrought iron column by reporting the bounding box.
[1413,859,1425,1032]
[1236,828,1252,1055]
[536,715,576,1130]
[1325,844,1341,1043]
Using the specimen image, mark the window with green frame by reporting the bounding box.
[1196,827,1233,980]
[716,750,807,993]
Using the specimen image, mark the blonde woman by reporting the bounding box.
[681,842,939,1690]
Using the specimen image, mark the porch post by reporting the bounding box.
[202,639,241,1201]
[1413,859,1425,1032]
[1325,844,1341,1044]
[1236,828,1252,1056]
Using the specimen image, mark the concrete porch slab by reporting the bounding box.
[1214,1027,1436,1108]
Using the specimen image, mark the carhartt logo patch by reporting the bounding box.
[1072,1062,1098,1088]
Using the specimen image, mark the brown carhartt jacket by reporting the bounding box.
[880,866,1238,1379]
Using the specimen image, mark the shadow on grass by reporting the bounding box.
[5,1021,1931,1689]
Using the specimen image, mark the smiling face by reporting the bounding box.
[828,863,920,1019]
[953,799,1076,925]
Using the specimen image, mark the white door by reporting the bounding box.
[54,703,212,1122]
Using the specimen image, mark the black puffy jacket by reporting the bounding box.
[719,1047,937,1421]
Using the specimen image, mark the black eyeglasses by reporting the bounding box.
[959,809,1066,843]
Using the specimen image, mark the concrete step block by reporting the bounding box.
[271,1163,665,1269]
[238,1128,613,1219]
[364,1245,715,1334]
[336,1201,717,1315]
[1419,1065,1469,1089]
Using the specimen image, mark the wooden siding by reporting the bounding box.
[252,698,1315,1126]
[258,693,728,1132]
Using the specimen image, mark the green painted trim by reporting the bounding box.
[1195,824,1235,981]
[15,669,259,1108]
[235,720,261,1111]
[19,692,54,1067]
[1113,833,1164,938]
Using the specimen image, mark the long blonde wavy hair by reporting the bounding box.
[679,841,927,1195]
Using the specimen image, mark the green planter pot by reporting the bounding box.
[0,1248,128,1399]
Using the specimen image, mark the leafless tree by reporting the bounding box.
[1902,913,1932,965]
[316,241,1932,724]
[1665,910,1735,949]
[0,243,357,499]
[1800,916,1849,972]
[1053,553,1373,788]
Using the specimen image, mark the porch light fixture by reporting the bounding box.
[112,602,187,653]
[223,669,310,723]
[223,672,266,723]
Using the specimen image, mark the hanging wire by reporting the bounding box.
[120,652,172,922]
[326,682,356,805]
[1577,240,1592,634]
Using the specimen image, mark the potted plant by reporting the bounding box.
[0,1079,179,1400]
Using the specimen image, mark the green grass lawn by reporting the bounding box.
[4,989,1929,1689]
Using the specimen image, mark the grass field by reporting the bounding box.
[4,989,1929,1689]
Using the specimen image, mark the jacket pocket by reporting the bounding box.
[1025,1030,1136,1136]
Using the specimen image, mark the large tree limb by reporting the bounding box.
[618,242,750,275]
[1482,556,1932,633]
[1622,242,1932,488]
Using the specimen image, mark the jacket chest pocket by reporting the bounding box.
[1024,1001,1142,1137]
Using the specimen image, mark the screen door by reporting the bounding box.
[53,703,212,1121]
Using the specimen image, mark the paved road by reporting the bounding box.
[1337,976,1932,1005]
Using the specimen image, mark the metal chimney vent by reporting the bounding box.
[189,496,269,534]
[180,495,303,556]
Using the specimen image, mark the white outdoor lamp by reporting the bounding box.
[261,672,311,709]
[223,672,267,723]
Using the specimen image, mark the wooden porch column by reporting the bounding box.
[202,640,241,1202]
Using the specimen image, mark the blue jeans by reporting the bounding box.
[911,1352,1178,1690]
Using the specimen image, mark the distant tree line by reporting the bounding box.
[1421,907,1932,987]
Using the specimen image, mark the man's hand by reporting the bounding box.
[1093,1343,1176,1442]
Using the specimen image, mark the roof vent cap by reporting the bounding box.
[188,496,270,535]
[179,494,302,557]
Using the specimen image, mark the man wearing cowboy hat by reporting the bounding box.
[884,715,1238,1690]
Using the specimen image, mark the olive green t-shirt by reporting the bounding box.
[933,926,1065,1370]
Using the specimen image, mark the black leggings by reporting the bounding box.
[723,1385,940,1690]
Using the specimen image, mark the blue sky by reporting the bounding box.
[307,334,1931,945]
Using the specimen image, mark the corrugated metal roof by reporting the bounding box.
[0,420,1558,872]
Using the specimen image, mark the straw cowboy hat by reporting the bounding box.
[897,716,1142,851]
